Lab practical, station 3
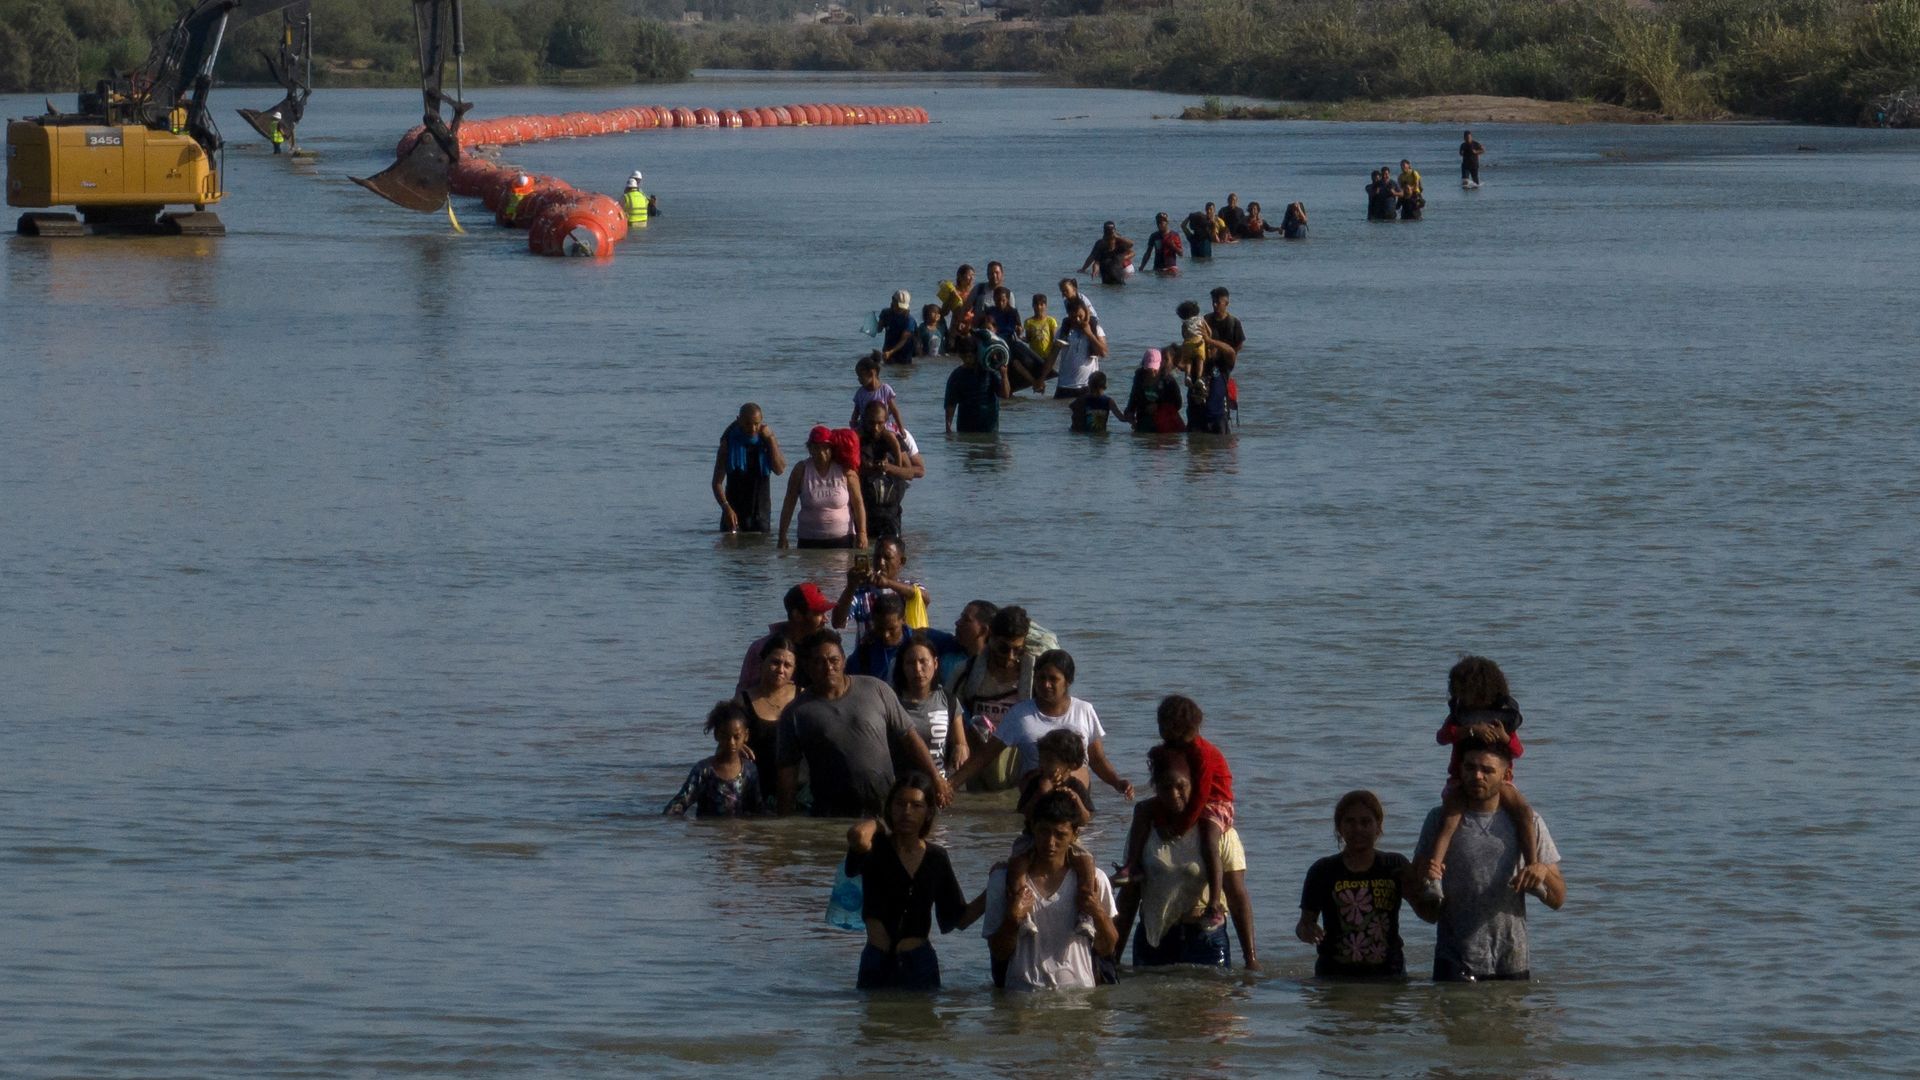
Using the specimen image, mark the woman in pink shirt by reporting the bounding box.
[778,425,867,550]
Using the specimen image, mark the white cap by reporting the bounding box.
[892,289,910,308]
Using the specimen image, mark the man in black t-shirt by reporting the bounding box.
[1460,130,1485,187]
[1203,287,1245,362]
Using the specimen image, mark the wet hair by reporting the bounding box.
[1454,723,1515,762]
[759,635,795,661]
[1088,371,1108,393]
[1031,292,1047,307]
[1448,655,1511,711]
[862,399,888,422]
[1035,729,1087,770]
[1210,286,1230,301]
[1334,789,1385,824]
[1156,694,1204,742]
[856,355,880,377]
[875,535,906,561]
[1029,789,1083,830]
[1034,648,1074,684]
[738,402,762,419]
[798,628,844,661]
[705,698,751,736]
[989,605,1030,642]
[1147,744,1191,786]
[957,263,974,279]
[886,771,939,838]
[870,591,906,620]
[1205,201,1216,210]
[891,631,941,697]
[1102,220,1116,230]
[1176,300,1201,319]
[962,599,998,625]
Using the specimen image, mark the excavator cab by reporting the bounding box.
[6,0,308,235]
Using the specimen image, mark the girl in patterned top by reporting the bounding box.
[663,700,766,818]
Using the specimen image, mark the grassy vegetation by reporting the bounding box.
[686,0,1920,124]
[3,0,1914,125]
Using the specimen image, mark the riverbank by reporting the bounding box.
[1180,95,1674,125]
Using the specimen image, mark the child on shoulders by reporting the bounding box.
[1414,656,1539,899]
[1004,730,1101,931]
[1116,695,1234,930]
[852,353,907,437]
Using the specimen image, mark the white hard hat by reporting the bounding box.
[629,170,643,183]
[271,110,281,119]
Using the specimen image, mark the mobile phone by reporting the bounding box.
[854,554,871,575]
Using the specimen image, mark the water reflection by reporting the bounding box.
[948,433,1013,472]
[6,233,217,311]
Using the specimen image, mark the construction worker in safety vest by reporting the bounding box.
[269,111,286,154]
[623,170,653,227]
[500,173,536,226]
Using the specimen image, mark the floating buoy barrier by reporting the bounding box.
[396,101,931,159]
[400,102,929,258]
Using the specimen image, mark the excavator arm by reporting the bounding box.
[236,2,313,149]
[123,0,309,156]
[353,0,470,212]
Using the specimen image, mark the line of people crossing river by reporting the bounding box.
[667,562,1567,990]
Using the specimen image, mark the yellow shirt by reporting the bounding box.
[1023,315,1059,359]
[1399,168,1422,196]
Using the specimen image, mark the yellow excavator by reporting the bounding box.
[5,0,309,236]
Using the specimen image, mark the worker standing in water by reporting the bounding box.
[623,171,656,227]
[269,111,287,155]
[501,173,535,226]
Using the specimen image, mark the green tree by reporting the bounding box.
[631,18,691,81]
[545,0,616,68]
[0,22,32,93]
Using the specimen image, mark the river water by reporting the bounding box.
[3,74,1916,1077]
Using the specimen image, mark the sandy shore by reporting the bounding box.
[1182,94,1669,124]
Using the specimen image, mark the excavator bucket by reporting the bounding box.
[235,106,287,143]
[352,133,452,212]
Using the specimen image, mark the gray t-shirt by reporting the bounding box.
[776,675,913,818]
[1413,806,1560,979]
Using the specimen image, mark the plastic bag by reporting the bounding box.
[826,859,864,931]
[903,585,929,630]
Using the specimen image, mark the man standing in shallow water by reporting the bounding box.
[1408,725,1565,981]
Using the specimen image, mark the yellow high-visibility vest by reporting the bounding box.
[623,187,649,226]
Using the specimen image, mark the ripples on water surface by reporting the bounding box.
[3,76,1916,1077]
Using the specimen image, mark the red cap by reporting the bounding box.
[807,425,833,445]
[787,582,834,613]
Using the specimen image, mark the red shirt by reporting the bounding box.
[1171,735,1234,835]
[1436,719,1525,778]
